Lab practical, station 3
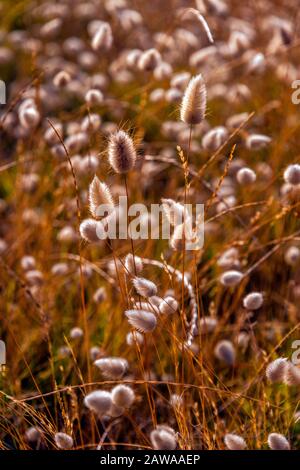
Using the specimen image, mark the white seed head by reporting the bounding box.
[108,130,137,174]
[268,433,290,450]
[53,71,71,88]
[202,127,228,151]
[150,426,177,450]
[236,167,257,185]
[187,9,214,43]
[19,106,40,129]
[126,330,144,346]
[220,270,243,286]
[91,23,113,51]
[79,218,106,242]
[246,134,271,150]
[85,88,103,106]
[54,432,73,449]
[159,296,178,315]
[214,340,236,366]
[284,246,300,266]
[170,394,183,408]
[126,49,142,68]
[154,62,173,80]
[224,433,247,450]
[294,411,300,423]
[171,72,191,90]
[90,346,101,361]
[132,277,157,298]
[84,390,112,416]
[180,74,207,125]
[124,253,143,275]
[217,248,239,269]
[94,357,128,378]
[138,48,161,71]
[21,255,36,271]
[199,317,218,333]
[25,426,42,442]
[266,357,287,383]
[70,327,83,339]
[51,262,69,276]
[284,362,300,386]
[243,292,263,310]
[125,309,157,333]
[25,269,43,286]
[88,176,114,218]
[284,164,300,186]
[57,225,78,243]
[81,114,101,133]
[93,286,107,303]
[111,385,135,408]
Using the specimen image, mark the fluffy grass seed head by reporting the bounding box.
[180,74,207,125]
[199,317,218,334]
[170,394,183,408]
[94,357,128,378]
[108,130,137,174]
[125,253,143,275]
[220,270,243,286]
[284,362,300,386]
[111,385,135,408]
[242,292,263,310]
[284,164,300,185]
[79,218,106,242]
[132,277,157,298]
[84,390,112,416]
[125,309,157,333]
[268,433,290,450]
[91,23,113,51]
[266,357,287,383]
[224,433,247,450]
[93,286,107,303]
[88,175,114,218]
[25,426,42,442]
[214,340,236,366]
[85,88,103,106]
[202,126,228,151]
[138,48,161,71]
[246,134,271,150]
[54,432,74,449]
[150,426,177,450]
[21,255,36,271]
[159,296,178,315]
[126,330,144,346]
[53,70,71,88]
[19,106,40,129]
[284,246,300,266]
[70,327,83,339]
[236,167,257,185]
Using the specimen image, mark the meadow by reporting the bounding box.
[0,0,300,451]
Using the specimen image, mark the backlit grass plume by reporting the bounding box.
[125,309,157,333]
[108,130,137,174]
[88,175,114,218]
[180,74,207,125]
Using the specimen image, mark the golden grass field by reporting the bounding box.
[0,0,300,451]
